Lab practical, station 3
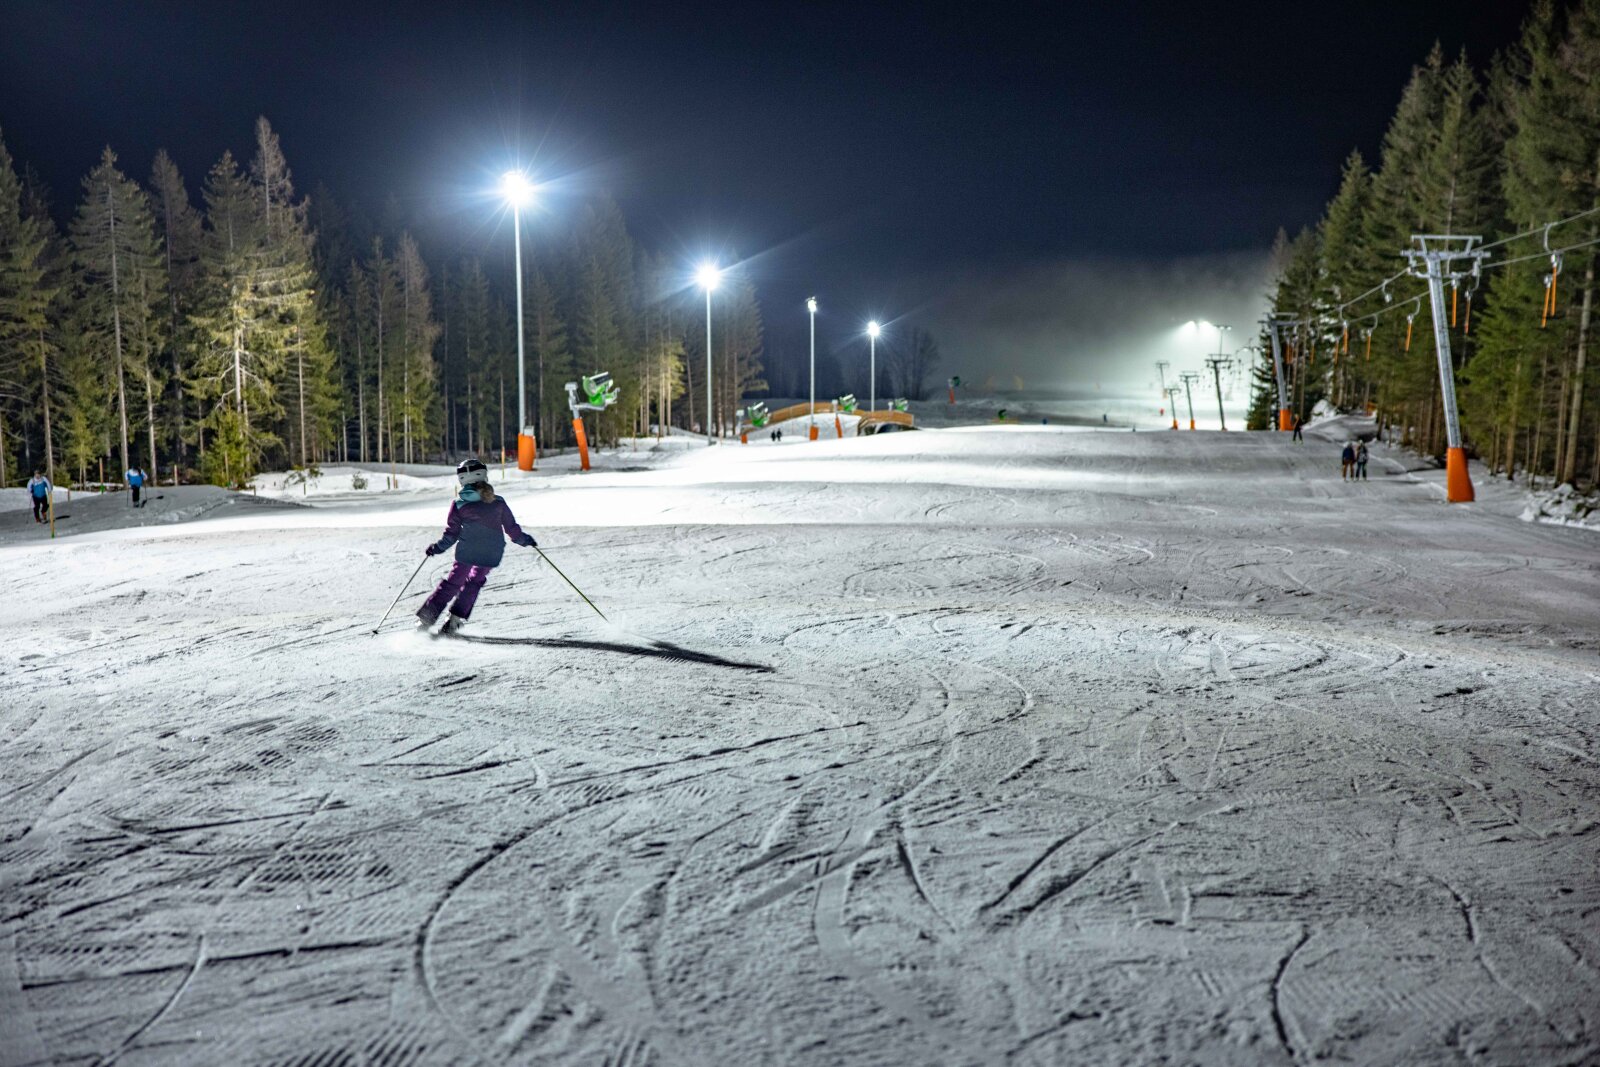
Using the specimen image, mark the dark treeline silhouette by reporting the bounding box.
[0,117,781,487]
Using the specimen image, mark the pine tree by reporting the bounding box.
[0,127,58,486]
[69,146,165,479]
[188,150,276,483]
[1318,151,1373,408]
[148,149,202,475]
[530,265,570,446]
[393,232,438,462]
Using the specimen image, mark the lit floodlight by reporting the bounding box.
[500,170,536,207]
[696,263,722,291]
[867,320,880,338]
[807,296,818,314]
[1198,319,1212,330]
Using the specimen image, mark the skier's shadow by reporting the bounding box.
[451,634,774,673]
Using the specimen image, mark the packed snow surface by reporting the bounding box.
[2,423,1598,1065]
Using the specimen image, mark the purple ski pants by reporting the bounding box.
[422,562,494,620]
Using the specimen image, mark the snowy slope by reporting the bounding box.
[2,426,1598,1066]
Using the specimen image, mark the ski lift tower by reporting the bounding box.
[1263,316,1295,431]
[1404,234,1488,502]
[1179,372,1202,430]
[565,371,620,472]
[1204,356,1234,431]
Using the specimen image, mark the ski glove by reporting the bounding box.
[516,533,537,548]
[425,544,442,556]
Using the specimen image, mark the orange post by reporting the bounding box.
[517,432,536,471]
[948,385,955,404]
[1404,318,1414,352]
[834,414,843,438]
[572,417,591,472]
[1445,446,1474,503]
[740,430,748,444]
[808,423,818,441]
[1451,285,1458,327]
[1278,408,1293,432]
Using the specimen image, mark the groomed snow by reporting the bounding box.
[2,422,1597,1065]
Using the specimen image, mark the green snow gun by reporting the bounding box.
[739,401,770,429]
[835,394,858,414]
[890,398,909,413]
[581,372,620,410]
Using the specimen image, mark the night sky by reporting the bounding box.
[0,0,1530,390]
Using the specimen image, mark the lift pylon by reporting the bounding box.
[1403,234,1489,503]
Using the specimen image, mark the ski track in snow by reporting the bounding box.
[2,425,1599,1065]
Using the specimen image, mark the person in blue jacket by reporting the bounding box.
[27,470,51,523]
[125,464,146,507]
[417,459,537,634]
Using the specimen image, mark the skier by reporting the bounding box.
[1291,415,1304,443]
[1355,441,1369,481]
[125,464,146,507]
[417,458,537,635]
[27,470,51,523]
[1341,442,1356,480]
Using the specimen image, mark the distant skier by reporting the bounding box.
[1355,442,1369,481]
[125,464,146,507]
[27,470,51,523]
[1291,416,1304,442]
[1341,442,1356,480]
[417,458,537,635]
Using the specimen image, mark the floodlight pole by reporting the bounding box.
[808,298,818,441]
[1265,316,1293,431]
[1155,360,1170,395]
[1205,357,1233,431]
[1405,234,1486,503]
[1179,372,1201,430]
[705,286,714,444]
[867,323,880,415]
[511,201,532,469]
[1165,386,1182,430]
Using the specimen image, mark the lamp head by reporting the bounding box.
[806,297,818,314]
[696,263,722,291]
[500,170,535,208]
[867,320,880,338]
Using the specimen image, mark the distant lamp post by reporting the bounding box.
[500,169,537,470]
[807,297,819,441]
[696,263,722,444]
[867,320,881,414]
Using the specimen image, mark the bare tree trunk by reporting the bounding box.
[39,327,54,485]
[1560,259,1595,484]
[297,331,308,467]
[145,367,158,484]
[107,186,130,476]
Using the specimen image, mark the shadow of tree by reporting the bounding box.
[450,634,773,673]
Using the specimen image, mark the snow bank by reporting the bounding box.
[1520,482,1600,531]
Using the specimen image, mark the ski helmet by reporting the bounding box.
[456,458,489,486]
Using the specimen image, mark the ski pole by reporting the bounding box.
[535,547,608,622]
[372,555,430,634]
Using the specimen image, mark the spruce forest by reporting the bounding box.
[0,117,771,488]
[1251,0,1600,489]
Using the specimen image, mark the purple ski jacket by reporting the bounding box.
[428,493,533,567]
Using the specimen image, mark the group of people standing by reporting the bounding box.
[1340,441,1370,481]
[21,464,150,526]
